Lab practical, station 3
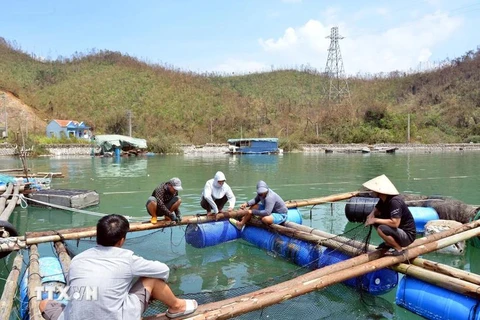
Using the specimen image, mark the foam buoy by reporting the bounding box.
[0,220,18,259]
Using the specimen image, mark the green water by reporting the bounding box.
[2,152,480,319]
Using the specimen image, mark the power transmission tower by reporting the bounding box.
[324,27,351,102]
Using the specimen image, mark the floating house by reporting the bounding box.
[93,134,147,156]
[227,138,281,154]
[46,120,91,139]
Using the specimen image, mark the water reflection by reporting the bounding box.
[228,154,280,173]
[94,157,148,178]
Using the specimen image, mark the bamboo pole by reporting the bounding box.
[394,263,480,298]
[54,242,71,278]
[0,184,19,221]
[27,245,44,320]
[411,257,480,285]
[285,191,362,208]
[0,191,361,253]
[262,221,480,297]
[145,226,480,319]
[0,252,24,319]
[0,183,13,213]
[284,222,480,286]
[3,203,480,254]
[0,184,26,193]
[0,168,27,173]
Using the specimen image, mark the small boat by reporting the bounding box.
[227,138,282,154]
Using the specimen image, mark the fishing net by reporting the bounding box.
[403,194,480,224]
[58,200,396,319]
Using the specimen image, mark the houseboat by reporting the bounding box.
[227,138,281,154]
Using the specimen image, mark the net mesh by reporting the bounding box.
[60,201,396,319]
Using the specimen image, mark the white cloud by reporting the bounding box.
[255,10,463,74]
[259,20,330,55]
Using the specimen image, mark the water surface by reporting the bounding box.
[2,152,480,319]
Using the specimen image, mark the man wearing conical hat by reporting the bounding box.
[363,175,416,256]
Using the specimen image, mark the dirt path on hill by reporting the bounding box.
[0,90,47,137]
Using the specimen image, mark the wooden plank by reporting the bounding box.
[0,252,24,319]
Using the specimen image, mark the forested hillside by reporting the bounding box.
[1,37,479,151]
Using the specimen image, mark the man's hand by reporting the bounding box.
[365,213,375,226]
[240,203,248,209]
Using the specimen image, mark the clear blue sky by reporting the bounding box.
[2,0,479,75]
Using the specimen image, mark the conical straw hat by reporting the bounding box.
[362,174,399,195]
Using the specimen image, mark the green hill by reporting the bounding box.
[1,37,479,151]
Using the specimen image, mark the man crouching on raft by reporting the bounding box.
[229,180,288,230]
[146,177,183,224]
[363,174,416,256]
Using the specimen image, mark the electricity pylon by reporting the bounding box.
[324,27,351,102]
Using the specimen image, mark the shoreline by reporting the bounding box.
[1,143,479,157]
[181,143,480,155]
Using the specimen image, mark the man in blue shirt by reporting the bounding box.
[230,180,288,230]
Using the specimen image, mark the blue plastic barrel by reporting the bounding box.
[241,225,276,250]
[185,208,302,249]
[286,208,303,224]
[272,235,320,268]
[243,226,320,269]
[396,276,480,320]
[185,220,241,248]
[319,248,398,295]
[20,257,67,320]
[114,147,120,157]
[409,207,439,233]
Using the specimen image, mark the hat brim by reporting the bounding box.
[173,186,183,191]
[362,174,399,196]
[257,187,268,194]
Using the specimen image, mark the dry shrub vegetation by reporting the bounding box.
[1,36,479,152]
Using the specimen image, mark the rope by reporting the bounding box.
[18,194,146,222]
[19,195,28,208]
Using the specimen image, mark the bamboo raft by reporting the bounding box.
[1,191,480,319]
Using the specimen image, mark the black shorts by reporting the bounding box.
[378,225,414,247]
